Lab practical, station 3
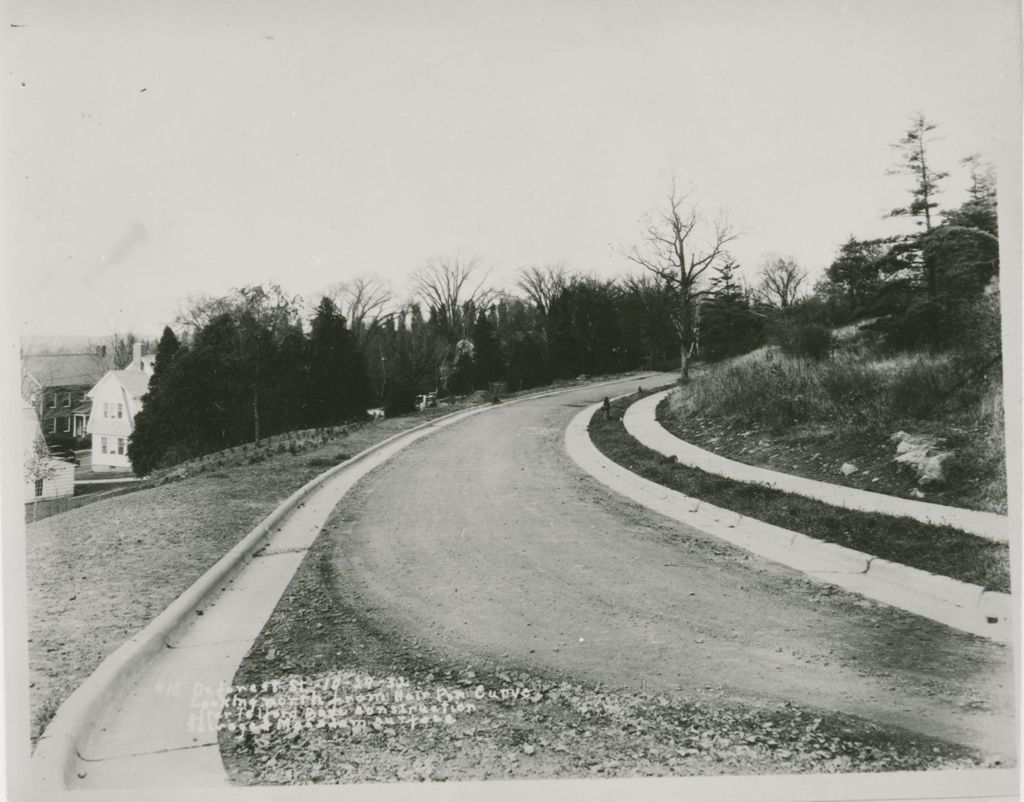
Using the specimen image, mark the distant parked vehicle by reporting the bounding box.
[47,445,80,465]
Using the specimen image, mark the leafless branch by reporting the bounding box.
[516,263,571,315]
[325,276,396,348]
[413,254,494,342]
[754,257,807,309]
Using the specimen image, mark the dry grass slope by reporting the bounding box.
[661,347,1006,513]
[25,413,456,744]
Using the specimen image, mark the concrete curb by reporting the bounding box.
[625,389,1009,543]
[567,398,1013,643]
[32,371,668,790]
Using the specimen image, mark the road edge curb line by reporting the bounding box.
[625,390,1008,542]
[566,397,1013,644]
[31,372,665,789]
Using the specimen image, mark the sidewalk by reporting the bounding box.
[566,399,1012,643]
[33,403,496,790]
[624,390,1009,543]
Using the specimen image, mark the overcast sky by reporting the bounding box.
[2,0,1020,339]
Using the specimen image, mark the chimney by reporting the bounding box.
[133,342,143,371]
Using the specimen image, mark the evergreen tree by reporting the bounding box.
[699,263,762,361]
[308,297,372,425]
[548,279,628,377]
[885,114,950,346]
[504,335,546,391]
[471,309,503,389]
[127,327,184,474]
[822,237,890,319]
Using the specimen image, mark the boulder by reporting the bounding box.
[890,431,951,486]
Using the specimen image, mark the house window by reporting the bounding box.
[117,438,125,455]
[64,392,71,407]
[34,478,44,497]
[101,437,108,454]
[103,403,109,418]
[49,393,56,408]
[80,390,88,401]
[117,403,124,419]
[49,418,57,433]
[62,417,71,433]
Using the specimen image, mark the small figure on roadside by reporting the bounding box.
[602,396,612,420]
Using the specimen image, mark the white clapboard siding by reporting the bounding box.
[24,460,75,503]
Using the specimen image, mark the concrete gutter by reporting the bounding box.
[32,409,481,789]
[566,399,1013,643]
[625,389,1009,543]
[32,372,668,791]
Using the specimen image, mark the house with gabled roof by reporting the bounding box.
[22,349,109,441]
[86,344,153,472]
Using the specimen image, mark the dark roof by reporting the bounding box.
[23,353,108,389]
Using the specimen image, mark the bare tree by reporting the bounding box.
[413,254,495,344]
[326,276,395,349]
[754,257,807,309]
[626,182,738,382]
[107,332,138,369]
[175,293,234,339]
[516,263,570,316]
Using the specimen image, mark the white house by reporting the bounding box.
[23,401,74,502]
[86,344,153,471]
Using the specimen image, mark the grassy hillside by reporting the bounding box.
[658,340,1006,513]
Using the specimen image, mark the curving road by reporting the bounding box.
[330,376,1014,756]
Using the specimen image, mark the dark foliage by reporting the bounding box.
[504,335,547,391]
[548,279,633,378]
[471,310,503,389]
[699,263,763,361]
[129,291,374,475]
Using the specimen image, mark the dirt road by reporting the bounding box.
[329,378,1013,757]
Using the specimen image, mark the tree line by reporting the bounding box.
[127,261,683,474]
[627,113,1000,375]
[127,113,1000,474]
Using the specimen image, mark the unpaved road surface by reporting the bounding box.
[323,377,1013,758]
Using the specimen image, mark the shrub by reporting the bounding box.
[688,350,962,431]
[949,282,1002,382]
[45,433,78,450]
[306,452,351,468]
[778,321,834,361]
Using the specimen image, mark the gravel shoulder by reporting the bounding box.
[220,379,1015,784]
